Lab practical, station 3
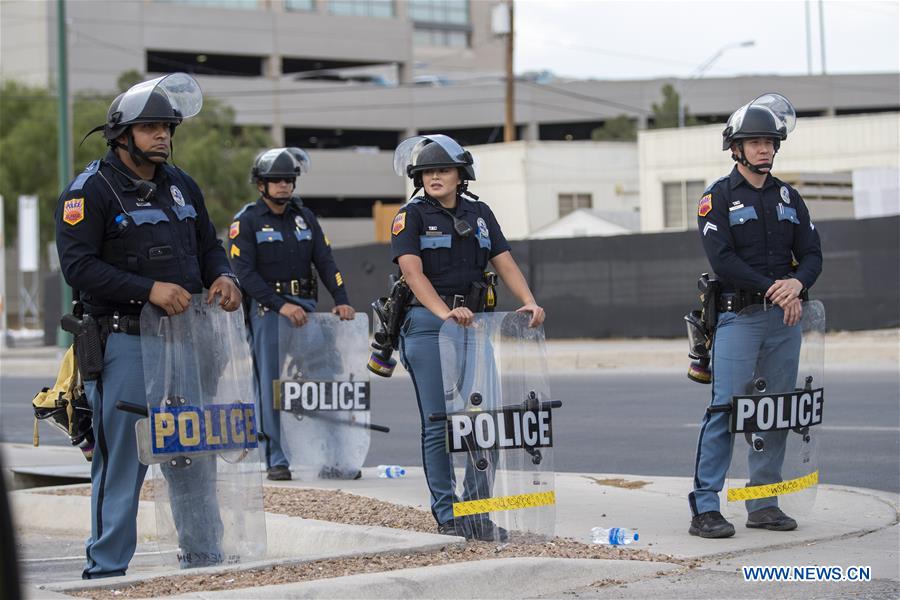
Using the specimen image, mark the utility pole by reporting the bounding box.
[503,0,515,143]
[56,0,72,348]
[805,0,813,75]
[818,0,827,75]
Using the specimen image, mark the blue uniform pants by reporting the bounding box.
[399,307,496,526]
[249,297,315,469]
[83,333,224,578]
[689,306,801,517]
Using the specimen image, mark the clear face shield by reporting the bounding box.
[116,73,203,124]
[392,134,471,177]
[256,147,312,176]
[726,93,797,138]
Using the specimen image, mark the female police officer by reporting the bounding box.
[690,94,822,538]
[390,135,545,540]
[228,148,354,481]
[56,74,241,577]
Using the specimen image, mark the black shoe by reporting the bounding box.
[437,521,464,537]
[266,465,292,481]
[689,511,736,538]
[318,466,363,480]
[463,519,509,542]
[746,506,798,531]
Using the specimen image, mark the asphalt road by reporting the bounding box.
[2,370,898,493]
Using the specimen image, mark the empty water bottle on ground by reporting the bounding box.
[377,465,406,479]
[591,527,639,545]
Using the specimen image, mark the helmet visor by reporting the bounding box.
[256,147,311,177]
[393,134,471,177]
[727,92,796,137]
[116,73,203,125]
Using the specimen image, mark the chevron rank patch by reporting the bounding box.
[392,212,406,236]
[335,272,343,286]
[698,194,713,217]
[62,197,85,225]
[229,221,240,239]
[230,244,240,258]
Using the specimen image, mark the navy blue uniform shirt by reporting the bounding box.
[391,196,511,296]
[227,197,348,311]
[55,150,232,316]
[697,166,822,293]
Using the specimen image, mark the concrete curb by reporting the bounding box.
[12,486,462,560]
[161,557,683,600]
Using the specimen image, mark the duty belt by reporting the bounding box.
[717,291,765,313]
[96,313,141,336]
[268,278,316,299]
[410,292,487,313]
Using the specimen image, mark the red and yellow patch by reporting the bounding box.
[391,212,406,236]
[62,197,85,226]
[229,221,240,239]
[698,194,713,217]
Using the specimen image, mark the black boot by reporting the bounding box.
[689,511,735,538]
[746,506,798,531]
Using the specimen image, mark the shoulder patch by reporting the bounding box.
[229,221,240,239]
[392,212,406,236]
[698,194,713,217]
[62,197,85,226]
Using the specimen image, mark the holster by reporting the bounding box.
[698,273,720,335]
[60,312,106,381]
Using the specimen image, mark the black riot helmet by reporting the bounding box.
[251,147,311,205]
[83,73,202,165]
[393,134,477,199]
[722,93,796,174]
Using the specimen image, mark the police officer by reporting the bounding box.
[228,147,354,481]
[690,94,822,538]
[56,74,242,577]
[390,134,545,540]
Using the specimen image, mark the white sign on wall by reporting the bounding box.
[18,194,39,273]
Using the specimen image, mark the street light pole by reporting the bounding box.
[678,40,755,128]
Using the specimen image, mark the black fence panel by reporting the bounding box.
[322,216,898,338]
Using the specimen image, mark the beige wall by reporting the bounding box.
[0,0,52,87]
[638,112,900,232]
[464,141,639,240]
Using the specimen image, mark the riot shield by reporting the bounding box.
[435,312,560,543]
[138,297,266,568]
[274,313,374,479]
[724,300,825,518]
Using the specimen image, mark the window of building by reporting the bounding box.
[558,193,593,218]
[413,28,468,48]
[662,180,705,229]
[408,0,469,25]
[154,0,257,8]
[328,0,394,18]
[146,50,263,77]
[285,0,315,11]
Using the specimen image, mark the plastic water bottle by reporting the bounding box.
[591,527,639,545]
[377,465,406,479]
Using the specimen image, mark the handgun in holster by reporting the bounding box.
[367,275,412,377]
[60,299,105,381]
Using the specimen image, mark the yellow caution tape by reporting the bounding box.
[452,490,556,517]
[727,470,818,502]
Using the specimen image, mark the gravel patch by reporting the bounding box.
[71,540,691,599]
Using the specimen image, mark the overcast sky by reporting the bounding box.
[514,0,900,80]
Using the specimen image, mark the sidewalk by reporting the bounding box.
[5,444,898,599]
[2,328,897,378]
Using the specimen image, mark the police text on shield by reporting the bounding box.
[447,409,553,453]
[731,389,824,433]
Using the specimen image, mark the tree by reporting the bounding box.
[650,83,699,129]
[590,115,637,141]
[0,78,269,248]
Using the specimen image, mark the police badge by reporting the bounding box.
[476,217,489,239]
[171,185,185,207]
[780,186,791,204]
[295,215,308,230]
